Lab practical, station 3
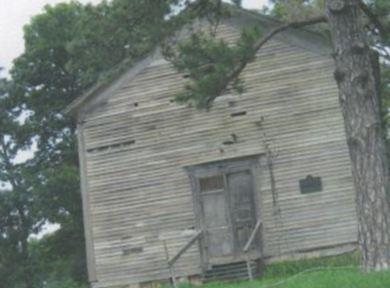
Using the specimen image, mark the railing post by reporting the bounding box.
[246,254,253,281]
[163,240,177,288]
[163,231,203,288]
[169,265,177,288]
[243,220,262,281]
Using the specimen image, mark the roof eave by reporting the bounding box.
[63,50,159,117]
[64,5,331,118]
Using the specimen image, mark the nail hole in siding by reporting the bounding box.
[231,111,247,118]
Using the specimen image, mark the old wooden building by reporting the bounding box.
[66,8,358,288]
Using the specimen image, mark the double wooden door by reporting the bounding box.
[188,159,260,264]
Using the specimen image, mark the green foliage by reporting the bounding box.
[165,26,261,108]
[366,0,390,57]
[270,0,325,21]
[203,269,390,288]
[42,278,87,288]
[382,65,390,124]
[2,5,88,287]
[167,254,390,288]
[368,0,390,45]
[0,74,42,288]
[66,0,172,88]
[263,252,359,277]
[231,0,242,7]
[270,0,390,55]
[2,1,178,287]
[29,227,87,286]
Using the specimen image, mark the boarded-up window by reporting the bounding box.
[199,175,224,192]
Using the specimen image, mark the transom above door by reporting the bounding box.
[186,157,261,265]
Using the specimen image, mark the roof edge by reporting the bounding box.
[64,5,331,118]
[63,48,160,117]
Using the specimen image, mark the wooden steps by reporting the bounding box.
[203,260,261,282]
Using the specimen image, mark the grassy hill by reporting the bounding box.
[174,253,390,288]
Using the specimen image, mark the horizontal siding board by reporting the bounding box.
[79,22,357,288]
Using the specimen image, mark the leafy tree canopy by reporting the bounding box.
[1,1,180,287]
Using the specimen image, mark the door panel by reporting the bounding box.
[201,191,234,257]
[202,192,226,228]
[206,227,234,257]
[227,170,257,251]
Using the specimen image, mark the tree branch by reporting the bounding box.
[253,15,328,53]
[358,0,387,39]
[209,15,327,102]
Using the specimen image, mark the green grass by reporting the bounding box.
[175,253,390,288]
[202,269,390,288]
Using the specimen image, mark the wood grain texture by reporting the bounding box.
[77,123,98,282]
[77,22,357,288]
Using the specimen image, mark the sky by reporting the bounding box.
[0,0,268,74]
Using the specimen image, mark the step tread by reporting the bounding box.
[203,260,261,282]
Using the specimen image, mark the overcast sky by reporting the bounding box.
[0,0,268,74]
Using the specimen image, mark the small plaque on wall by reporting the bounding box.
[299,175,322,194]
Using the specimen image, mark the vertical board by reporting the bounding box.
[201,190,233,257]
[227,170,257,251]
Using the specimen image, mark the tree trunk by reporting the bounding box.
[325,0,390,271]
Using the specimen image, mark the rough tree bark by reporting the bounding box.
[325,0,390,271]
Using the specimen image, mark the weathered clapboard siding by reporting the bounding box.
[76,19,357,288]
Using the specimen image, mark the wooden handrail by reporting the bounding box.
[244,220,262,281]
[243,220,262,253]
[168,230,203,266]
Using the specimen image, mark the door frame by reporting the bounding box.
[185,156,263,267]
